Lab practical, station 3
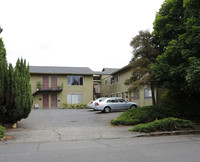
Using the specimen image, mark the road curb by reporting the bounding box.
[135,130,200,137]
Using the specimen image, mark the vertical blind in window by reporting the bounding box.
[67,94,83,104]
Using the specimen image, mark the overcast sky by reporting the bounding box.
[0,0,164,71]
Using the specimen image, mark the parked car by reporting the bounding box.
[93,97,139,113]
[87,97,107,109]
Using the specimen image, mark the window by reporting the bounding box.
[116,92,120,97]
[67,94,83,104]
[115,74,120,83]
[67,75,83,85]
[110,93,114,97]
[107,99,117,103]
[144,88,152,98]
[105,79,108,85]
[118,99,125,103]
[110,77,114,84]
[133,90,140,100]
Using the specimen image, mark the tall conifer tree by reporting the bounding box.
[0,27,32,124]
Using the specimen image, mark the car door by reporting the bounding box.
[107,99,119,110]
[118,99,129,110]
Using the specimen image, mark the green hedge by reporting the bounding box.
[111,105,168,125]
[130,117,196,133]
[0,126,5,139]
[62,103,88,109]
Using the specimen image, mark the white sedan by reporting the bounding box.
[87,98,107,109]
[94,97,139,113]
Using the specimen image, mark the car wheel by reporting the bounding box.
[104,107,110,113]
[130,105,137,109]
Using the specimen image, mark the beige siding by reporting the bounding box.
[100,68,156,107]
[31,74,93,108]
[100,75,111,97]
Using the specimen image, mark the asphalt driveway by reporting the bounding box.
[4,109,136,144]
[17,109,124,129]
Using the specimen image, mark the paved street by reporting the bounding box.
[0,109,200,162]
[1,135,200,162]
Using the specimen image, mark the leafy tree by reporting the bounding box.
[152,0,200,118]
[153,0,185,53]
[125,30,159,105]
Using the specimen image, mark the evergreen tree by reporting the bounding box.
[0,27,32,124]
[125,30,159,105]
[4,59,33,124]
[0,37,8,123]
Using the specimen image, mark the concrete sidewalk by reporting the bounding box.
[3,126,137,144]
[3,125,200,144]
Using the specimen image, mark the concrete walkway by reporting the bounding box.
[4,125,141,144]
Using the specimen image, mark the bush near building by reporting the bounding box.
[111,105,168,125]
[130,117,196,133]
[62,103,87,109]
[0,126,5,140]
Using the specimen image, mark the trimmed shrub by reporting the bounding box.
[0,126,5,139]
[111,105,168,125]
[62,103,87,109]
[130,117,196,133]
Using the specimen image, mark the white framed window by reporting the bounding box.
[67,94,83,104]
[110,93,114,97]
[144,88,152,98]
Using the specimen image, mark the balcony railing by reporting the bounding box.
[33,82,63,95]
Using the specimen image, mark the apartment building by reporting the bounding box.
[100,66,156,107]
[30,66,94,108]
[30,65,163,108]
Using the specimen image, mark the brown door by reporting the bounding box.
[43,76,49,89]
[51,76,57,89]
[43,94,49,108]
[51,94,57,108]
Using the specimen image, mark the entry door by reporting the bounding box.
[43,94,49,108]
[51,76,57,89]
[43,76,49,89]
[51,94,57,108]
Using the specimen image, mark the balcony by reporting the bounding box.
[33,82,63,96]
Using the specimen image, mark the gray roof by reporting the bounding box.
[29,66,94,75]
[101,68,120,74]
[111,65,130,74]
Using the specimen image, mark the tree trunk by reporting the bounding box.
[151,86,156,105]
